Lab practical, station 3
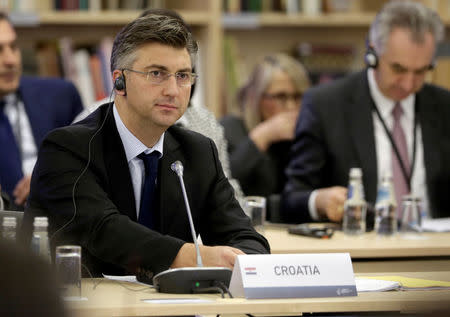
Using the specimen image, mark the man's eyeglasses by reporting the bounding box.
[262,92,302,105]
[123,68,197,87]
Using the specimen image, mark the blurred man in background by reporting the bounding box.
[282,1,450,224]
[0,12,83,209]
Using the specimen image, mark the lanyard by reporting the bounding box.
[371,102,417,191]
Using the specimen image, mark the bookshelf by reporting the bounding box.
[5,0,450,116]
[11,0,222,115]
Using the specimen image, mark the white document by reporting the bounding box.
[422,217,450,232]
[355,278,400,292]
[103,274,138,283]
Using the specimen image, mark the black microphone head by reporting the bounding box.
[171,160,183,176]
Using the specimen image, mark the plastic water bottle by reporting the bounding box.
[374,172,397,236]
[31,217,51,262]
[2,216,17,241]
[343,168,367,235]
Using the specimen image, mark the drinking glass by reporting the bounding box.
[244,196,266,234]
[55,245,82,299]
[400,196,422,235]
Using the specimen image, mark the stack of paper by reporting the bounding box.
[422,217,450,232]
[356,276,450,292]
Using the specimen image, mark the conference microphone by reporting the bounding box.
[152,160,232,294]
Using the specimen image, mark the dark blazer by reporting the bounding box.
[221,115,292,197]
[19,76,84,147]
[23,104,270,277]
[281,70,450,223]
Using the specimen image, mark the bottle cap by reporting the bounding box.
[2,216,16,227]
[33,216,48,227]
[349,167,362,178]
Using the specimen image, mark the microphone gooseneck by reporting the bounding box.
[171,160,202,267]
[148,160,232,294]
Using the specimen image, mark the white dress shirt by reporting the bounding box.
[113,105,164,218]
[3,93,37,176]
[367,68,428,217]
[308,69,429,220]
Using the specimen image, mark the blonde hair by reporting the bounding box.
[237,53,310,130]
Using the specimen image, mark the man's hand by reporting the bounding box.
[315,186,347,222]
[13,175,31,206]
[171,243,245,269]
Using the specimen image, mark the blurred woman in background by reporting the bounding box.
[221,54,310,210]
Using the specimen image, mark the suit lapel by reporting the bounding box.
[345,72,378,202]
[102,104,137,221]
[157,129,184,233]
[416,88,440,211]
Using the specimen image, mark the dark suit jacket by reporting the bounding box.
[23,104,270,277]
[221,115,292,197]
[281,70,450,223]
[19,76,84,147]
[2,77,83,209]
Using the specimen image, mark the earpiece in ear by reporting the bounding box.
[114,76,125,91]
[364,46,378,68]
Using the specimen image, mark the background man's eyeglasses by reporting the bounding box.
[123,68,197,87]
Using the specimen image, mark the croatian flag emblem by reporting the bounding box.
[244,267,257,275]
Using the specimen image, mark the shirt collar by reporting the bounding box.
[367,68,415,121]
[113,104,164,163]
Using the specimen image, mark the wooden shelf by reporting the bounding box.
[223,12,450,29]
[37,10,212,26]
[259,12,376,27]
[223,12,377,29]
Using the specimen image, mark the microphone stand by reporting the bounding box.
[151,161,232,294]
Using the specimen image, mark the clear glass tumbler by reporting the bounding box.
[399,195,422,235]
[244,196,266,235]
[55,245,82,299]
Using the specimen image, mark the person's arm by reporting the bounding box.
[281,91,346,223]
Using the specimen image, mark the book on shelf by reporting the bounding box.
[223,35,246,115]
[294,42,357,85]
[223,0,306,14]
[59,37,77,83]
[89,54,107,101]
[35,41,62,78]
[46,0,166,11]
[97,37,114,94]
[73,49,96,108]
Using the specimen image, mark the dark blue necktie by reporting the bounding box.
[138,151,159,230]
[0,100,23,198]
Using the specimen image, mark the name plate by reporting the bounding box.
[229,253,357,299]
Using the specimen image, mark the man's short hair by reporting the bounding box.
[369,0,444,55]
[110,13,198,73]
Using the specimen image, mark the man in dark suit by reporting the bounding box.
[281,1,450,224]
[0,12,83,209]
[24,12,269,277]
